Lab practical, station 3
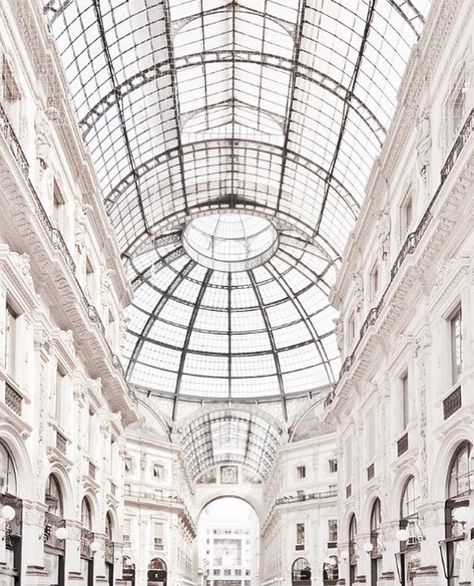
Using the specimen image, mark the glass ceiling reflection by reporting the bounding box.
[42,0,432,417]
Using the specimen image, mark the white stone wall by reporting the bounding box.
[327,0,474,584]
[0,1,137,585]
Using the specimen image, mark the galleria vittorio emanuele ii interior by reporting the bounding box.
[0,0,473,585]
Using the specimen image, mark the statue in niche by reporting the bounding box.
[74,201,91,255]
[352,271,364,312]
[34,110,53,194]
[333,317,344,352]
[375,209,391,260]
[416,110,432,186]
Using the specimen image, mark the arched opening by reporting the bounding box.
[396,475,421,586]
[198,497,259,586]
[292,557,311,586]
[122,556,136,586]
[105,511,115,586]
[441,441,473,586]
[323,555,339,586]
[80,497,94,586]
[44,474,66,586]
[0,440,21,581]
[122,556,135,586]
[348,514,357,586]
[369,499,382,586]
[148,558,167,586]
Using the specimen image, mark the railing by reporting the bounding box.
[123,486,184,504]
[56,430,67,454]
[274,489,337,506]
[397,432,409,456]
[0,103,137,406]
[335,108,474,387]
[443,386,462,420]
[5,382,22,416]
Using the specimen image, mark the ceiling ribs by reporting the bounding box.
[314,0,378,236]
[248,270,288,422]
[91,0,151,235]
[275,0,307,214]
[171,269,213,421]
[126,259,194,379]
[162,0,190,214]
[79,51,385,144]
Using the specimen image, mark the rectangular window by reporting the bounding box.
[296,465,306,479]
[453,83,467,134]
[154,522,164,550]
[85,257,95,300]
[153,464,164,479]
[53,180,65,232]
[401,189,413,236]
[370,264,379,299]
[328,459,338,473]
[1,58,20,128]
[88,408,95,455]
[55,367,65,425]
[328,519,338,542]
[296,523,305,548]
[344,436,353,483]
[5,304,17,377]
[348,314,355,345]
[401,372,409,431]
[450,306,463,385]
[123,519,131,544]
[366,406,376,462]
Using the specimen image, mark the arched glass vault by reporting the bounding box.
[42,0,432,419]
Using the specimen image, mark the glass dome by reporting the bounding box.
[182,213,278,272]
[124,224,339,414]
[42,0,432,419]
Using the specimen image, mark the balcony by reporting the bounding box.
[5,381,22,417]
[56,430,67,455]
[443,386,462,420]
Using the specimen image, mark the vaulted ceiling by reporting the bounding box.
[43,0,431,421]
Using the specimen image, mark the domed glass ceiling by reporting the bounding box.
[42,0,431,419]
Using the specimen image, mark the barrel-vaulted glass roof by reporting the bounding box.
[42,0,431,419]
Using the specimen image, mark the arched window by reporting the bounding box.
[81,497,92,530]
[400,476,417,519]
[442,441,473,585]
[348,514,357,586]
[448,441,472,498]
[370,498,381,551]
[148,559,167,586]
[0,441,17,495]
[105,511,113,540]
[291,558,311,583]
[45,474,63,517]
